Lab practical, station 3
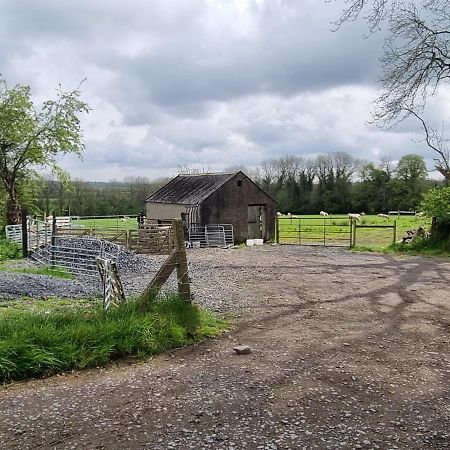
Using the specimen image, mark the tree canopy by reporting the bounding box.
[0,78,89,224]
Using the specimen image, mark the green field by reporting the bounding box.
[73,216,138,230]
[277,214,431,248]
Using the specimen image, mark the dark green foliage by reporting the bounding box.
[256,153,435,215]
[0,296,227,383]
[0,237,21,260]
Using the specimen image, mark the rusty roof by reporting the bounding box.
[145,172,238,205]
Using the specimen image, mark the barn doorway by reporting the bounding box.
[248,205,266,240]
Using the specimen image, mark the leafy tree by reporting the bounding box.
[391,154,428,210]
[354,163,392,213]
[421,186,450,240]
[0,78,89,224]
[421,186,450,224]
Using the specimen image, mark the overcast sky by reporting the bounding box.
[1,0,449,181]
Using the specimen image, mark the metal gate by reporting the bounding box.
[188,224,234,248]
[31,236,123,276]
[277,217,352,247]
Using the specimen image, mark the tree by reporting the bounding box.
[0,78,89,224]
[421,186,450,239]
[335,1,450,180]
[355,162,392,213]
[391,154,428,210]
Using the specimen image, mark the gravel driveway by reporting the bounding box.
[0,246,449,449]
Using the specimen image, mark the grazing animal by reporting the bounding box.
[319,211,329,217]
[348,213,361,221]
[360,212,366,216]
[416,211,424,217]
[276,212,282,216]
[378,213,389,219]
[287,212,292,218]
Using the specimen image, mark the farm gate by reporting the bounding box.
[277,217,352,247]
[277,217,397,248]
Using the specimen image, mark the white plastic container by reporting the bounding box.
[246,239,254,246]
[254,239,264,245]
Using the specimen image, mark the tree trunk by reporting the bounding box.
[430,217,450,244]
[6,190,21,225]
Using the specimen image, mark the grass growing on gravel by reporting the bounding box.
[0,295,227,383]
[0,264,75,279]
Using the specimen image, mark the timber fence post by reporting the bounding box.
[172,218,191,302]
[21,208,28,257]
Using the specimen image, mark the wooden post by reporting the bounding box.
[275,216,279,243]
[352,219,357,248]
[21,208,28,257]
[51,212,57,268]
[172,218,191,302]
[393,220,397,244]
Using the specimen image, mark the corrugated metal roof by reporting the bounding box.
[146,172,238,205]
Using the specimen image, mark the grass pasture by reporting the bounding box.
[74,216,138,230]
[277,214,431,248]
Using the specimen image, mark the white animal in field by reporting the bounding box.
[276,212,282,216]
[378,213,389,219]
[287,212,292,218]
[319,211,329,217]
[348,213,361,221]
[416,211,424,217]
[360,212,366,216]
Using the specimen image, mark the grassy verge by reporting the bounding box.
[352,238,450,257]
[0,295,227,383]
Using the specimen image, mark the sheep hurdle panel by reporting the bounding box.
[128,226,174,255]
[56,228,129,246]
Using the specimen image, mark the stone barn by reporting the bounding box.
[145,171,276,243]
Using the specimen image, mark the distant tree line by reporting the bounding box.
[253,152,440,214]
[0,151,442,225]
[35,176,169,217]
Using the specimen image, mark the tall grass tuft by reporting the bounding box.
[0,295,227,383]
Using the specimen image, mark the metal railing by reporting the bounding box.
[188,224,234,248]
[32,237,123,276]
[277,217,352,247]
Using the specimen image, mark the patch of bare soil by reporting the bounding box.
[0,246,449,449]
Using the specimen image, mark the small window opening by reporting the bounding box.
[237,180,242,187]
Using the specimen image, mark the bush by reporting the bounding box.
[0,295,227,382]
[421,187,450,224]
[0,237,22,260]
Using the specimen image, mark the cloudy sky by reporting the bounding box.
[1,0,448,181]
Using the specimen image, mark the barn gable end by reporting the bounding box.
[145,171,276,242]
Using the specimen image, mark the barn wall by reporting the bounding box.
[146,202,187,223]
[200,173,276,242]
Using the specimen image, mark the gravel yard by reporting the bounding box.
[0,245,449,449]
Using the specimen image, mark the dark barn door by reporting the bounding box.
[248,205,266,239]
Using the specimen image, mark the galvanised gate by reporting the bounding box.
[277,216,352,247]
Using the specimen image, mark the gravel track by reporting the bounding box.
[0,246,449,449]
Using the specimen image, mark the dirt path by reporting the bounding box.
[1,246,449,449]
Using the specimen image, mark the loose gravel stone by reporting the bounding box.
[0,245,449,450]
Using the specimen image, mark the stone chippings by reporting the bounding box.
[0,245,449,449]
[0,240,262,312]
